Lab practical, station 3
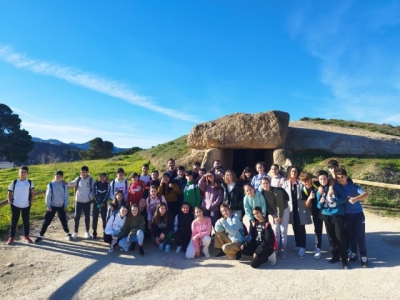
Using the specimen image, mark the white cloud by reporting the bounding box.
[10,106,54,124]
[0,45,199,123]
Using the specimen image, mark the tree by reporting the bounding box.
[79,137,114,160]
[0,104,34,163]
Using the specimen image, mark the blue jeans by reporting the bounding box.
[118,230,144,251]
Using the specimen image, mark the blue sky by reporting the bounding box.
[1,1,399,148]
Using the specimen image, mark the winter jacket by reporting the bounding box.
[199,177,223,212]
[215,215,245,243]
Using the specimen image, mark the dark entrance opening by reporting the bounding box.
[231,149,274,178]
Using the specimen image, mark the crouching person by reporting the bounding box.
[241,206,276,268]
[186,206,212,259]
[104,206,128,252]
[118,204,145,257]
[151,203,174,252]
[214,204,245,260]
[173,202,194,253]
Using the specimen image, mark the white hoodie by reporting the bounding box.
[104,213,126,236]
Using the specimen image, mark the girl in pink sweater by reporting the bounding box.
[186,206,212,259]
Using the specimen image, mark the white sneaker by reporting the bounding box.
[165,244,171,252]
[292,246,300,252]
[269,251,277,265]
[84,231,92,239]
[176,246,182,253]
[298,247,306,257]
[202,247,210,258]
[314,248,321,259]
[66,233,72,241]
[71,232,77,240]
[110,237,118,251]
[158,242,164,250]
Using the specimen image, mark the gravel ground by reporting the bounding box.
[1,210,399,300]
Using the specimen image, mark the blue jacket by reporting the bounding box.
[215,215,245,243]
[244,191,267,221]
[316,183,347,216]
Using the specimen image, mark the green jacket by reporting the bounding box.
[117,214,145,238]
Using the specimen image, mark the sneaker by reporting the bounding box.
[110,237,118,250]
[298,247,306,257]
[215,250,227,258]
[342,262,351,270]
[349,252,358,262]
[71,232,77,240]
[176,246,182,253]
[360,256,368,268]
[202,247,210,258]
[92,231,97,239]
[139,245,145,257]
[235,251,242,261]
[129,242,136,252]
[158,242,164,250]
[165,244,171,253]
[280,249,287,259]
[66,233,72,241]
[6,237,14,245]
[84,231,92,239]
[109,245,115,253]
[35,237,43,244]
[292,246,300,252]
[23,236,33,243]
[269,252,277,266]
[314,248,321,259]
[328,256,340,264]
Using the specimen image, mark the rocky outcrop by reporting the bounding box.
[187,111,290,150]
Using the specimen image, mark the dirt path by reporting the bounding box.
[1,210,400,300]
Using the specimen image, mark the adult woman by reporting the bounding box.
[243,184,267,232]
[199,172,223,227]
[214,204,245,260]
[260,177,290,259]
[157,173,181,217]
[186,206,212,259]
[269,164,284,188]
[118,204,145,256]
[151,202,174,252]
[104,205,128,252]
[221,170,244,220]
[282,166,312,257]
[240,206,276,268]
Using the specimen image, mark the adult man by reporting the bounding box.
[165,158,177,180]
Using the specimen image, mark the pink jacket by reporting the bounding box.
[191,217,212,239]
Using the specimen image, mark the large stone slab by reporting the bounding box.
[187,111,290,149]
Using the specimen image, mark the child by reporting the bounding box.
[243,183,267,232]
[139,164,151,199]
[66,165,93,239]
[127,172,146,206]
[221,170,244,220]
[214,204,245,260]
[260,177,289,259]
[92,172,110,239]
[146,185,168,226]
[192,162,201,181]
[173,202,195,253]
[106,190,127,221]
[173,166,187,191]
[240,206,276,268]
[336,168,369,267]
[148,170,161,188]
[186,206,212,259]
[269,164,284,187]
[151,203,174,252]
[251,162,270,191]
[7,166,35,244]
[109,167,129,201]
[238,167,254,186]
[118,204,145,256]
[104,206,128,252]
[183,170,202,210]
[199,172,223,227]
[158,172,181,217]
[35,170,71,243]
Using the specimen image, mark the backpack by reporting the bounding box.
[272,187,290,202]
[74,177,93,196]
[11,179,33,203]
[49,182,66,202]
[111,179,128,197]
[265,221,278,251]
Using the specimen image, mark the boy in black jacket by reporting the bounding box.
[92,173,110,239]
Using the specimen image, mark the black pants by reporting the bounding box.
[167,201,180,218]
[92,203,107,233]
[312,210,324,249]
[40,206,69,236]
[173,230,191,251]
[292,210,306,248]
[9,204,31,237]
[242,244,274,268]
[324,214,348,262]
[345,212,367,257]
[74,202,91,233]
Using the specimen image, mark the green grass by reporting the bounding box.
[0,153,149,233]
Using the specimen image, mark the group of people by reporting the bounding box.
[6,158,369,269]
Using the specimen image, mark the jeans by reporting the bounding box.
[40,206,69,236]
[118,230,145,251]
[273,207,290,250]
[74,201,91,233]
[10,204,31,237]
[345,212,367,257]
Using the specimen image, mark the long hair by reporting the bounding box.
[153,202,168,225]
[206,172,221,190]
[110,190,126,208]
[127,204,141,224]
[287,166,301,181]
[224,170,237,184]
[239,167,254,182]
[161,172,173,195]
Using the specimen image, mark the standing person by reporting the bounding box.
[251,162,270,191]
[67,166,93,239]
[240,206,277,268]
[139,164,151,199]
[183,170,202,210]
[270,164,284,187]
[243,184,267,233]
[158,172,181,217]
[104,206,128,252]
[214,204,245,260]
[118,204,145,256]
[35,170,71,243]
[336,168,369,267]
[316,170,349,269]
[7,166,35,245]
[92,172,110,239]
[282,166,312,257]
[260,177,290,259]
[186,206,212,259]
[299,172,323,259]
[192,162,201,182]
[109,168,129,201]
[127,172,146,206]
[221,170,244,220]
[151,203,174,252]
[146,185,168,226]
[199,172,223,227]
[173,202,195,253]
[173,166,187,203]
[149,170,161,188]
[165,158,177,180]
[238,167,254,186]
[210,160,225,175]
